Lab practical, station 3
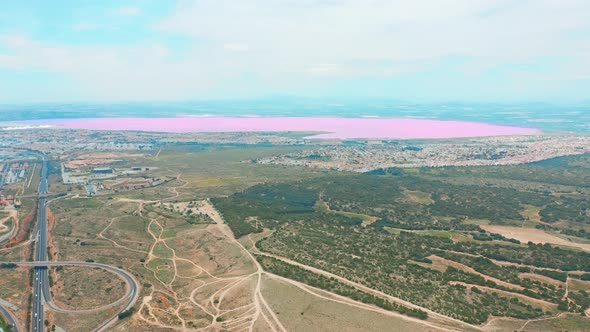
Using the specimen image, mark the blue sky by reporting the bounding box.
[0,0,589,103]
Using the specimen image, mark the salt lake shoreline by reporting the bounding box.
[2,117,540,140]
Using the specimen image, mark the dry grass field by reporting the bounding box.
[0,267,30,323]
[51,266,127,309]
[50,192,267,331]
[481,225,590,252]
[260,275,441,332]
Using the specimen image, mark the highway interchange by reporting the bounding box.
[0,153,140,332]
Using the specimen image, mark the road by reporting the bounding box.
[0,162,7,188]
[0,301,20,332]
[0,154,46,332]
[11,261,139,331]
[31,156,48,332]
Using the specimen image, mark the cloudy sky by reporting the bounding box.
[0,0,589,102]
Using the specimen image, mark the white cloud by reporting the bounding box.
[1,0,590,101]
[155,0,590,88]
[0,35,219,100]
[151,0,590,78]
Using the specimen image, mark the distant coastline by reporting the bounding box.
[0,100,586,134]
[4,117,541,140]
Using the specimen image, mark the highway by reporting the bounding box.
[0,153,140,332]
[31,156,48,332]
[29,154,139,332]
[12,261,139,331]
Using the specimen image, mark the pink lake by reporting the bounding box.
[37,117,540,139]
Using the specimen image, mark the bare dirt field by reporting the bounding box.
[481,225,590,252]
[402,189,434,204]
[77,152,146,159]
[568,278,590,292]
[51,195,281,331]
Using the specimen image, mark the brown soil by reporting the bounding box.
[2,208,34,247]
[481,225,590,252]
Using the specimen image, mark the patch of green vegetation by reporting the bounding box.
[256,225,548,324]
[186,212,214,225]
[146,258,175,284]
[540,197,590,224]
[145,145,338,197]
[0,315,13,332]
[54,197,103,210]
[153,242,174,259]
[438,252,563,301]
[214,153,590,324]
[118,308,136,320]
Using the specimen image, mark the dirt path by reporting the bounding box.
[26,163,37,189]
[162,174,189,201]
[96,216,148,255]
[441,249,589,274]
[482,312,569,332]
[266,272,460,332]
[449,282,557,310]
[116,198,158,204]
[317,193,378,226]
[203,200,287,332]
[0,237,34,251]
[516,312,570,332]
[0,209,17,233]
[252,249,483,331]
[141,217,194,329]
[429,255,525,290]
[128,199,277,332]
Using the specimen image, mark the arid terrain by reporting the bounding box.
[0,136,589,332]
